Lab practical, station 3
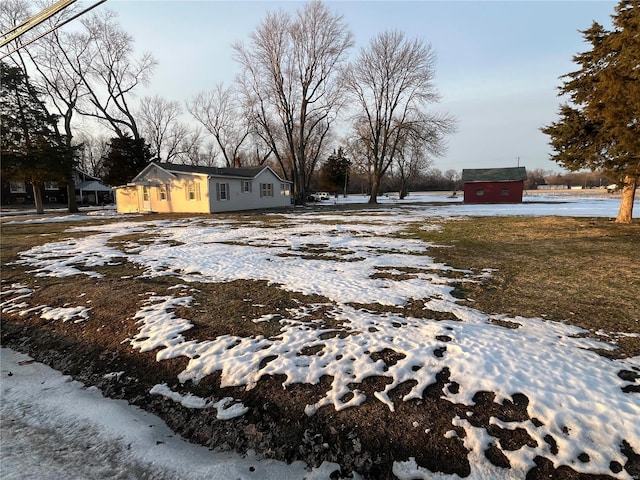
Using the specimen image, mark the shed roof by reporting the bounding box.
[462,167,527,183]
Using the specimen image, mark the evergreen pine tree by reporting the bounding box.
[1,61,76,214]
[542,0,639,223]
[318,148,351,195]
[101,136,153,187]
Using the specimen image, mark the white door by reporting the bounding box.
[142,186,151,211]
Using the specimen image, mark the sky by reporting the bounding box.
[2,195,638,479]
[98,0,618,173]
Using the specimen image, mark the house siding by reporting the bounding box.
[115,163,292,214]
[209,169,291,212]
[463,180,524,204]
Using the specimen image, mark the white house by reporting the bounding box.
[115,162,293,214]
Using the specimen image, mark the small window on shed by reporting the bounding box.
[476,189,484,196]
[501,188,510,196]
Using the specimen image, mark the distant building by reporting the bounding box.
[1,170,113,206]
[115,162,293,214]
[462,167,527,204]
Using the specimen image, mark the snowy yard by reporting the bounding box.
[1,193,638,479]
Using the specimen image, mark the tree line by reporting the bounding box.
[2,0,637,221]
[1,0,455,210]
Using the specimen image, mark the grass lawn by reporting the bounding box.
[1,210,639,480]
[409,216,640,356]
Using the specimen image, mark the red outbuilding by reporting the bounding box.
[462,167,527,204]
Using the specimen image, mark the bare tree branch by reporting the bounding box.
[233,0,353,203]
[344,30,455,203]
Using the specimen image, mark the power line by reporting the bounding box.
[0,0,107,60]
[1,0,78,47]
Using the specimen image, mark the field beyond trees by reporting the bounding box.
[1,204,639,480]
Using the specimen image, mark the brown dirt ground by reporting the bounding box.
[1,212,639,479]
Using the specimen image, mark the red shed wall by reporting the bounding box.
[463,181,524,203]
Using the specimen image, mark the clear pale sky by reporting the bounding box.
[106,0,617,173]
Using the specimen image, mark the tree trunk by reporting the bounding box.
[66,174,79,213]
[31,182,45,214]
[399,182,408,200]
[368,175,380,204]
[615,175,637,224]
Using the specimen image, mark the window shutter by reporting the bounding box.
[216,183,220,201]
[196,183,201,201]
[226,183,229,199]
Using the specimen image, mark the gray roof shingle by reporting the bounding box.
[462,167,527,183]
[156,162,264,178]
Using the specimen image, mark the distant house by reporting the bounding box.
[462,167,527,204]
[115,162,293,214]
[1,170,113,206]
[74,170,114,205]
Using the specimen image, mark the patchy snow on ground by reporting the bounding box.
[0,348,355,480]
[2,196,639,479]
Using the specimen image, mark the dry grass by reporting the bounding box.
[2,212,639,479]
[408,216,640,355]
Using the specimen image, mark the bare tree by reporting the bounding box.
[73,9,156,140]
[186,84,251,167]
[233,0,353,203]
[2,3,154,208]
[443,168,460,192]
[344,30,455,203]
[170,128,219,167]
[29,28,94,212]
[139,94,188,161]
[1,0,87,212]
[74,131,109,176]
[394,131,434,199]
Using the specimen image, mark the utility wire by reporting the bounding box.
[0,0,78,47]
[1,0,107,60]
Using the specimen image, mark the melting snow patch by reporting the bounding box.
[211,397,250,420]
[150,383,210,409]
[3,201,639,479]
[40,306,91,323]
[150,384,249,419]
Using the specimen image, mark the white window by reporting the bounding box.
[9,181,26,193]
[142,186,150,202]
[260,183,273,197]
[280,183,290,196]
[216,182,230,201]
[187,183,199,201]
[242,181,252,193]
[44,182,58,191]
[159,185,168,201]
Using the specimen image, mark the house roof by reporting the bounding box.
[77,180,113,192]
[155,162,265,178]
[462,167,527,183]
[135,162,292,184]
